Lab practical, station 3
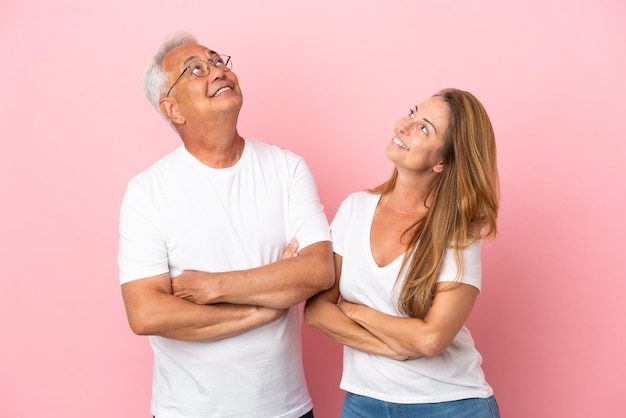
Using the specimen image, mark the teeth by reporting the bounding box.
[213,87,231,97]
[393,137,409,150]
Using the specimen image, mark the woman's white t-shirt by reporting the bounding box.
[332,191,493,404]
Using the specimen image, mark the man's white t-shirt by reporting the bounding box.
[332,191,493,404]
[118,139,330,418]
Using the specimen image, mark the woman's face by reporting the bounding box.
[385,96,450,176]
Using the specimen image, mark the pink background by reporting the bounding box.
[1,0,625,417]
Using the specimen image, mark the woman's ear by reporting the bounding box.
[433,161,444,173]
[159,98,185,125]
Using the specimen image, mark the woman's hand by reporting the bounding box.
[337,299,358,319]
[337,300,418,361]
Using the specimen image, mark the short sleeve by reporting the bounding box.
[437,241,483,291]
[117,179,169,285]
[330,195,354,257]
[287,157,330,250]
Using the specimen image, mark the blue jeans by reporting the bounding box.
[341,392,500,418]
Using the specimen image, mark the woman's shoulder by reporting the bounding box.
[334,191,379,222]
[342,190,380,206]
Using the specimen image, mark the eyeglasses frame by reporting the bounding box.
[165,54,232,98]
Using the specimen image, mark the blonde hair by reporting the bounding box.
[368,88,499,319]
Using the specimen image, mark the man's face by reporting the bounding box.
[161,43,243,126]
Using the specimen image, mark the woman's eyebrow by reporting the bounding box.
[423,117,438,135]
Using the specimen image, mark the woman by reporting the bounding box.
[305,88,500,417]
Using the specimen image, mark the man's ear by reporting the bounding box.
[433,161,444,173]
[159,98,185,125]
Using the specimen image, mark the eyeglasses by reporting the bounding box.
[166,54,232,97]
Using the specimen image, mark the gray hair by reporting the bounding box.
[142,32,199,122]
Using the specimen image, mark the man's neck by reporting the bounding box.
[183,127,245,169]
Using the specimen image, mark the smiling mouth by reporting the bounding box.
[211,86,232,97]
[393,137,409,150]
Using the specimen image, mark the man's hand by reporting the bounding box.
[173,238,301,304]
[281,238,299,259]
[172,270,214,304]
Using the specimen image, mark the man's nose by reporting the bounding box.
[208,64,225,82]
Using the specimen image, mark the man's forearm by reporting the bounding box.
[172,241,334,309]
[155,302,286,341]
[122,276,285,342]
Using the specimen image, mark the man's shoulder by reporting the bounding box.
[126,147,186,186]
[245,138,303,162]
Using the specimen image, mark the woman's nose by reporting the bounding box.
[396,118,413,135]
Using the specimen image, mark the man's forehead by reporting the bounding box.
[165,44,215,68]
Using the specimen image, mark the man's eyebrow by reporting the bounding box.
[423,117,438,135]
[183,55,201,66]
[182,50,217,67]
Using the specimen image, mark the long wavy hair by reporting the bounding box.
[368,88,499,319]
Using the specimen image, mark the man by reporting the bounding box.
[118,32,334,418]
